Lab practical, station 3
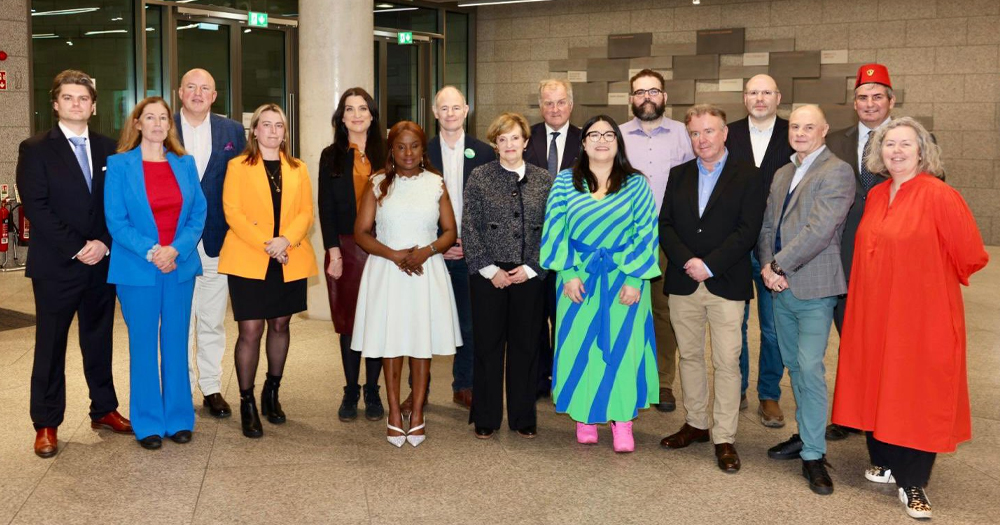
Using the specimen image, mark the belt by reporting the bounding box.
[570,239,628,364]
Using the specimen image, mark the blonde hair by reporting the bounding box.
[864,117,944,179]
[486,112,531,148]
[538,79,574,104]
[117,97,186,155]
[242,103,300,168]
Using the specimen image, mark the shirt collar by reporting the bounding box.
[859,118,890,139]
[696,148,728,175]
[791,145,826,169]
[441,131,465,151]
[749,116,776,134]
[544,122,569,137]
[58,121,89,141]
[180,110,210,130]
[622,116,674,136]
[500,160,526,180]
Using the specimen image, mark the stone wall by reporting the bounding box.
[474,0,1000,244]
[0,0,29,263]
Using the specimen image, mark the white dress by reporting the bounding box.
[351,171,462,358]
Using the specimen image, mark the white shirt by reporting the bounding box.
[544,122,570,170]
[749,116,776,168]
[439,131,466,236]
[59,121,92,176]
[789,145,827,192]
[857,119,889,172]
[181,112,213,179]
[478,161,538,281]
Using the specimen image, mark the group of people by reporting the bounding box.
[16,62,987,521]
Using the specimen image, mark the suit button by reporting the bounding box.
[513,212,520,218]
[253,221,258,225]
[697,228,702,233]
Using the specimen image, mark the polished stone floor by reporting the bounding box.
[0,248,997,524]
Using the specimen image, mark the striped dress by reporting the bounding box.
[540,169,661,424]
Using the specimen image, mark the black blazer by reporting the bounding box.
[724,116,793,198]
[426,134,496,186]
[658,157,766,301]
[524,122,581,173]
[15,126,116,282]
[826,124,866,282]
[317,145,365,249]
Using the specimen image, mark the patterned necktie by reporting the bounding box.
[547,131,561,175]
[68,136,92,192]
[860,131,876,193]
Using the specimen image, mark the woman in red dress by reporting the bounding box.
[832,117,988,520]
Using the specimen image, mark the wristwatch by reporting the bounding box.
[770,260,785,277]
[428,243,439,255]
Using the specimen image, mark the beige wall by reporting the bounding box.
[474,0,1000,245]
[0,0,29,203]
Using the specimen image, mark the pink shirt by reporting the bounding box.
[620,116,694,214]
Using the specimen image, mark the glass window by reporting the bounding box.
[179,1,299,17]
[176,21,232,118]
[145,4,165,98]
[374,3,439,33]
[242,28,286,115]
[444,12,468,97]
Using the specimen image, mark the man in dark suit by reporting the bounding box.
[724,74,794,428]
[16,70,133,458]
[658,104,765,473]
[523,79,581,399]
[174,68,247,419]
[422,86,495,410]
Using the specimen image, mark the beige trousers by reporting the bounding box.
[651,248,677,389]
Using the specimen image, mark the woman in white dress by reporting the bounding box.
[352,120,462,447]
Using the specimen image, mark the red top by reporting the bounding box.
[143,161,182,245]
[832,174,989,453]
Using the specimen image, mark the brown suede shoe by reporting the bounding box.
[715,443,741,473]
[758,399,785,428]
[660,423,710,449]
[452,389,472,409]
[91,410,134,434]
[34,427,58,458]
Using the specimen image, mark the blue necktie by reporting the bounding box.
[69,136,92,192]
[547,131,561,175]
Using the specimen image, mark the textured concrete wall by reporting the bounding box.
[475,0,1000,245]
[0,0,29,200]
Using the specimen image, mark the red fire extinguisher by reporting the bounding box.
[0,203,9,253]
[12,184,28,246]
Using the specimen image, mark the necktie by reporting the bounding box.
[860,131,876,193]
[547,131,561,175]
[69,137,92,192]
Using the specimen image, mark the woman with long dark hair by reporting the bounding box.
[318,88,387,422]
[351,121,462,447]
[539,115,660,453]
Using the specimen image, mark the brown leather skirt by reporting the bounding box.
[325,234,368,335]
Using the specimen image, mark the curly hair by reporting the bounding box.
[377,121,440,205]
[864,117,944,179]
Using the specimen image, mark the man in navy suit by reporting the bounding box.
[724,74,793,428]
[17,70,133,458]
[174,68,246,419]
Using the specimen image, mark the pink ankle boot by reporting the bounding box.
[610,421,634,452]
[576,422,598,444]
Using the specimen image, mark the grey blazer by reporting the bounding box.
[757,147,855,300]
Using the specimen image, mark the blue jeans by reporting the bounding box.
[740,252,783,400]
[772,291,836,461]
[446,258,474,392]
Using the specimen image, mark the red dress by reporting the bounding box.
[832,174,988,453]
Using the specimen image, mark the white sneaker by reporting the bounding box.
[865,465,895,484]
[899,486,932,520]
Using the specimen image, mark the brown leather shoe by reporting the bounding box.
[758,399,785,428]
[715,443,741,473]
[34,427,58,458]
[660,423,710,449]
[452,389,472,409]
[91,410,133,434]
[655,387,676,412]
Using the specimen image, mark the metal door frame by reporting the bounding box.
[374,29,437,137]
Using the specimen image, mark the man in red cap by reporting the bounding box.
[825,64,895,441]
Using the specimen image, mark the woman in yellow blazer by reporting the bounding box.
[218,103,318,438]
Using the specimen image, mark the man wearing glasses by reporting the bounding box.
[724,74,794,429]
[620,68,695,413]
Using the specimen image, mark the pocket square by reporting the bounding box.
[224,142,235,151]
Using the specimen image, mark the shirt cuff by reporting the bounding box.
[479,265,500,279]
[703,261,714,278]
[523,265,537,279]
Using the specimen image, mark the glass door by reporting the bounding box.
[375,32,434,137]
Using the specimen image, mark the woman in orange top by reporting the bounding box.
[832,117,988,520]
[318,87,387,422]
[218,103,318,438]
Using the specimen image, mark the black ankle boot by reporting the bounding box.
[240,390,263,438]
[338,384,361,422]
[363,384,385,421]
[260,374,286,424]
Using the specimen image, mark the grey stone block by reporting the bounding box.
[651,43,697,56]
[629,56,673,71]
[586,59,630,83]
[607,33,653,59]
[769,51,821,79]
[572,82,610,106]
[663,80,697,105]
[696,28,746,55]
[549,59,590,72]
[569,46,607,59]
[747,39,796,53]
[673,55,720,80]
[793,78,848,104]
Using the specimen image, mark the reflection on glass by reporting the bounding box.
[177,21,231,118]
[181,0,299,17]
[374,3,439,33]
[242,29,285,116]
[385,44,418,130]
[444,12,468,97]
[145,5,164,98]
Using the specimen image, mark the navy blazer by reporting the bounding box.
[173,113,246,257]
[426,134,495,185]
[104,148,207,286]
[524,122,582,173]
[724,116,793,199]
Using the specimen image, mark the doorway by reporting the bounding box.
[374,30,436,137]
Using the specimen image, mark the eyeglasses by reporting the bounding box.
[744,90,778,97]
[631,88,662,98]
[585,131,617,143]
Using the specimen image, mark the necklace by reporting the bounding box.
[264,162,282,193]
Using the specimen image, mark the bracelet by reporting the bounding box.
[428,244,438,255]
[146,243,161,262]
[770,260,785,276]
[332,257,343,261]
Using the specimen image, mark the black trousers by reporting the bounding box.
[535,272,557,392]
[866,432,937,487]
[30,277,119,429]
[469,269,544,430]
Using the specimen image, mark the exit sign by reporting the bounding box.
[0,71,7,91]
[397,31,413,45]
[248,11,268,28]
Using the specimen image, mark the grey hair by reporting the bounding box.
[538,79,574,105]
[864,117,944,179]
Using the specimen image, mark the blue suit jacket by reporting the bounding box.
[105,148,207,286]
[174,113,247,257]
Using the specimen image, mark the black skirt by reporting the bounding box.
[228,257,307,321]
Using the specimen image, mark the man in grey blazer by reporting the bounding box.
[757,105,854,496]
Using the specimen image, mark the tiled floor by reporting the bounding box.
[0,248,997,524]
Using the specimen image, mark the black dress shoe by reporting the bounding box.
[768,434,803,460]
[802,457,834,495]
[474,427,495,439]
[825,423,859,441]
[170,430,192,444]
[516,426,538,439]
[139,435,162,450]
[203,393,232,418]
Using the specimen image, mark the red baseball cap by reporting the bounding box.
[855,64,892,89]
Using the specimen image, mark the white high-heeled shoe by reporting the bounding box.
[386,418,406,448]
[406,419,426,447]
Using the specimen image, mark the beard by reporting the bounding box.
[632,99,665,121]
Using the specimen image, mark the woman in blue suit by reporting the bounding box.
[105,96,207,450]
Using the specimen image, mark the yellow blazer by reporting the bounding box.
[218,153,319,281]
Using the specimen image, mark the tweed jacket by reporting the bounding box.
[757,147,855,300]
[461,160,554,278]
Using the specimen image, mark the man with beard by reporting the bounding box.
[620,69,695,412]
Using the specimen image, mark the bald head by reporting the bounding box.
[433,85,470,135]
[743,74,780,122]
[788,104,829,158]
[434,85,466,106]
[178,68,218,121]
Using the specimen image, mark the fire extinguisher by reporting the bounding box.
[0,202,9,253]
[13,184,28,246]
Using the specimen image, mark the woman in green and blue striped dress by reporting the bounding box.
[540,115,660,453]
